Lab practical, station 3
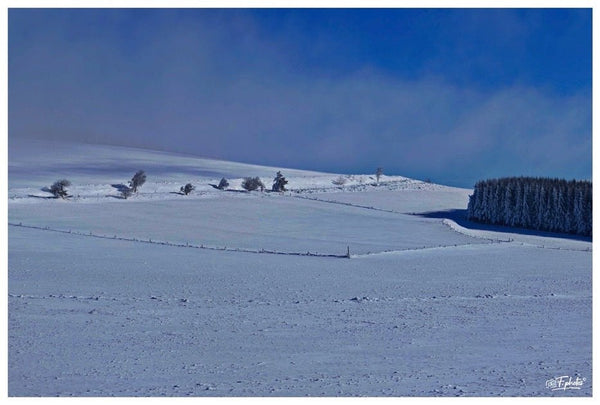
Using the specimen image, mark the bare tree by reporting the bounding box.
[49,179,71,199]
[375,167,383,184]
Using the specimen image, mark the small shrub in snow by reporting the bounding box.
[241,177,265,191]
[180,183,195,195]
[129,170,146,193]
[332,176,347,186]
[217,177,229,190]
[272,171,288,192]
[49,179,71,199]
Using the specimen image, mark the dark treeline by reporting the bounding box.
[467,177,592,237]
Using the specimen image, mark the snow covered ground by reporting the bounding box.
[8,140,592,396]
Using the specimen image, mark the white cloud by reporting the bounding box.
[9,9,591,186]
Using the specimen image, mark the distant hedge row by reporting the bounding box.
[467,177,592,236]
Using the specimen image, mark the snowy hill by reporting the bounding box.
[8,139,452,202]
[8,140,592,396]
[8,140,481,258]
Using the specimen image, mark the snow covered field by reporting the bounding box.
[8,140,592,396]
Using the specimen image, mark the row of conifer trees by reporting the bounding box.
[467,177,592,236]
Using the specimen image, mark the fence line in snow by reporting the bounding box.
[8,222,351,259]
[290,194,403,214]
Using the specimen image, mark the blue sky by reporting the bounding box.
[8,8,591,187]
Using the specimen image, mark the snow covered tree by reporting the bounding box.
[217,177,229,190]
[552,187,566,232]
[375,167,383,184]
[535,185,547,230]
[180,183,195,195]
[582,185,593,236]
[129,170,146,193]
[520,184,532,229]
[272,171,288,192]
[241,177,265,191]
[513,182,523,228]
[502,180,515,226]
[49,179,71,199]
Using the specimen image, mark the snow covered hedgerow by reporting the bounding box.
[241,177,265,192]
[180,183,195,195]
[217,177,229,190]
[129,170,146,193]
[49,179,71,199]
[272,171,288,192]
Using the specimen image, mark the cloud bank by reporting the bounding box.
[9,9,591,187]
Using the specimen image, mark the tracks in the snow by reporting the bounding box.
[9,291,589,306]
